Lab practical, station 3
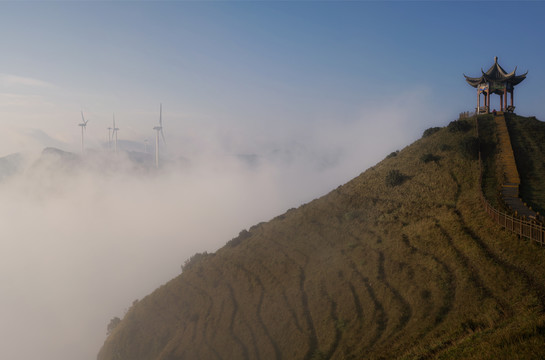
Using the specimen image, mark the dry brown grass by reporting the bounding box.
[98,115,545,360]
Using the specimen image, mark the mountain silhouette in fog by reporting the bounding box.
[0,146,194,182]
[0,152,25,181]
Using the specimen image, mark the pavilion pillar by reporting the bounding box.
[500,93,503,111]
[504,88,508,111]
[477,90,481,113]
[487,90,490,113]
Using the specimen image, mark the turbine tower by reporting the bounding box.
[79,111,89,154]
[107,125,112,151]
[112,114,119,154]
[153,103,166,168]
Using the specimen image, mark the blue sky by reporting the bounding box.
[1,3,545,360]
[1,1,544,158]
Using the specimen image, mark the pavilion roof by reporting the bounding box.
[464,57,527,88]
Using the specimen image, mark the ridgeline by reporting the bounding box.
[98,114,545,360]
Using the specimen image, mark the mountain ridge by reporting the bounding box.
[98,114,545,360]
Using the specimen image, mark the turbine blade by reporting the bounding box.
[159,103,163,127]
[81,111,85,122]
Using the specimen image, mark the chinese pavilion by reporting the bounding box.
[464,57,527,114]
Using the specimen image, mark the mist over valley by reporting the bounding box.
[0,99,431,360]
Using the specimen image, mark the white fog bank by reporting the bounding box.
[0,88,447,360]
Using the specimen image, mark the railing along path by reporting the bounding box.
[476,113,545,246]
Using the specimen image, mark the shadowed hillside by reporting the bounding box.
[98,115,545,360]
[506,114,545,216]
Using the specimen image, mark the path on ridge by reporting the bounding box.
[494,112,538,220]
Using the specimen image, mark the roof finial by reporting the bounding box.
[494,56,498,63]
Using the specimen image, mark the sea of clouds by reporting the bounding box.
[0,87,446,360]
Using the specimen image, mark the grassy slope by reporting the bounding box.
[98,117,545,360]
[477,114,501,208]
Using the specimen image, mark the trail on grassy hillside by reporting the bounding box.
[493,113,537,219]
[98,117,545,360]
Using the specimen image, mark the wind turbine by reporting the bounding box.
[107,125,112,151]
[79,111,89,154]
[153,103,166,168]
[112,114,119,154]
